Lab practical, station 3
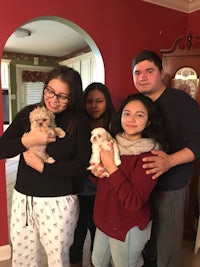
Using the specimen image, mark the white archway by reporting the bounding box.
[1,16,105,257]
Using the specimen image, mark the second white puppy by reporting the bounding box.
[88,127,121,176]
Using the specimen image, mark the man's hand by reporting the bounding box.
[142,150,172,179]
[142,147,195,180]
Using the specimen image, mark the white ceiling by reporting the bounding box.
[4,20,88,57]
[4,1,200,58]
[143,0,200,13]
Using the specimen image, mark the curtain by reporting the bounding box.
[22,71,49,83]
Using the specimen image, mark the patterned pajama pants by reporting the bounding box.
[10,189,79,267]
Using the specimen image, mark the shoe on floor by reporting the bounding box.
[70,262,82,267]
[141,259,157,267]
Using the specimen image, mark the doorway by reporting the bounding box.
[1,15,105,242]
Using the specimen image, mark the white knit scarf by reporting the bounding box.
[116,133,160,156]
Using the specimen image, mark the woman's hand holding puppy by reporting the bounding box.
[91,143,119,178]
[21,129,56,149]
[23,149,44,173]
[90,163,108,178]
[100,144,118,176]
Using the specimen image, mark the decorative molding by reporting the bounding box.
[3,51,60,64]
[161,33,200,55]
[3,47,91,65]
[0,244,11,261]
[57,46,91,63]
[143,0,200,13]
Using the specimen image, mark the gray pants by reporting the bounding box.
[154,187,187,267]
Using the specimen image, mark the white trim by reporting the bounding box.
[0,244,11,261]
[142,0,200,13]
[1,59,12,123]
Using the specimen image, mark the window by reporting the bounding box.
[24,82,44,105]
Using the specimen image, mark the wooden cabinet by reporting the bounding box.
[161,33,200,240]
[161,33,200,105]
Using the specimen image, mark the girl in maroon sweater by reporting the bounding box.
[91,93,168,267]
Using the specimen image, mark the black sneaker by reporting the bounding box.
[142,259,157,267]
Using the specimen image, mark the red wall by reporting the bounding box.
[0,0,192,247]
[188,10,200,36]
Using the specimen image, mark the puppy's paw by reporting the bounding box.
[115,159,121,166]
[58,130,66,138]
[87,164,95,170]
[55,127,66,138]
[46,157,55,164]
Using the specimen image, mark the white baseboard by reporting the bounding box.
[0,244,11,261]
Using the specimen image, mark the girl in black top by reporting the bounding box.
[70,82,116,266]
[0,65,91,267]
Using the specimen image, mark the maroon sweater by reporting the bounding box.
[92,152,157,241]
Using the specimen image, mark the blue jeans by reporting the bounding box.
[92,222,151,267]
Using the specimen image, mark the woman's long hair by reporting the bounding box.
[114,93,168,151]
[42,65,84,112]
[83,82,117,135]
[41,65,84,135]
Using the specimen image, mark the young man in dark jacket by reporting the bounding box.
[132,50,200,267]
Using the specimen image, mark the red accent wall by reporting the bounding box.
[188,10,200,35]
[0,0,197,247]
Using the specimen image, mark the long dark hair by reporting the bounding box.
[114,93,168,151]
[83,82,117,135]
[41,65,84,135]
[42,65,84,112]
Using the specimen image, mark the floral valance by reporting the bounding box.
[22,71,49,83]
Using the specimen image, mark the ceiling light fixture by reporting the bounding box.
[13,28,31,38]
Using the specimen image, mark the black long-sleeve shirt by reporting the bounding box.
[155,87,200,190]
[0,104,92,197]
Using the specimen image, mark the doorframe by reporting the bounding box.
[16,64,52,111]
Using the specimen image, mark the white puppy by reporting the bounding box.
[88,127,121,176]
[28,106,66,164]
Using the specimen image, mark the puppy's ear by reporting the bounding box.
[91,129,95,135]
[41,106,46,112]
[90,134,95,143]
[29,109,36,122]
[106,131,112,141]
[47,110,55,122]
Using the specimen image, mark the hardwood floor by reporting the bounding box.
[182,240,200,267]
[0,240,199,267]
[1,156,200,267]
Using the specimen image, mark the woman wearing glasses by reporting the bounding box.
[0,65,91,267]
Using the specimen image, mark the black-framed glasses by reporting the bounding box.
[44,86,71,104]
